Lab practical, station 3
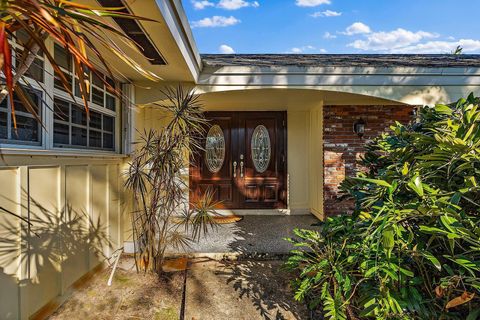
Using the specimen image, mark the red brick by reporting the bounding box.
[323,105,414,216]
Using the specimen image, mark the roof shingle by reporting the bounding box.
[201,54,480,68]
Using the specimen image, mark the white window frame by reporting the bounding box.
[0,32,48,150]
[0,36,122,155]
[0,87,43,145]
[52,97,116,150]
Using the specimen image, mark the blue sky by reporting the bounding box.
[183,0,480,54]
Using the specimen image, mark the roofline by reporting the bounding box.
[201,54,480,69]
[155,0,202,81]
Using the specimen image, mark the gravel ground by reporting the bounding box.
[171,215,319,255]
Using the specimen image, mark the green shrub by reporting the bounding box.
[286,94,480,319]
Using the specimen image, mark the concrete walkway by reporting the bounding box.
[171,215,319,257]
[186,259,309,320]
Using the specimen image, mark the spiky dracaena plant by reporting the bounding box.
[125,86,218,273]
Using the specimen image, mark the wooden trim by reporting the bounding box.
[30,262,106,320]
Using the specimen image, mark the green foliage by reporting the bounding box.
[286,94,480,319]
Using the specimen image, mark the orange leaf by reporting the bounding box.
[24,0,59,28]
[162,257,188,273]
[435,286,444,298]
[0,22,5,70]
[73,24,87,60]
[59,0,125,11]
[445,291,475,309]
[72,56,90,118]
[3,37,16,129]
[39,8,60,28]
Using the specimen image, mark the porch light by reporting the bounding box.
[353,118,366,138]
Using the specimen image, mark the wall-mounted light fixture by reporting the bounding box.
[353,118,366,138]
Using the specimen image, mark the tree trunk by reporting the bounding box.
[0,41,41,104]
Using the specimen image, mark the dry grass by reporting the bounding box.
[49,256,309,320]
[49,258,183,320]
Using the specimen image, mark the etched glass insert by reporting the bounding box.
[251,125,271,173]
[205,125,225,173]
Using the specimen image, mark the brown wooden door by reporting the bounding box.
[190,111,287,209]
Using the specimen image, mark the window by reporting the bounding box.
[53,44,119,152]
[54,43,73,92]
[0,89,42,144]
[54,44,118,111]
[0,36,120,152]
[0,32,44,146]
[53,98,115,150]
[13,29,45,83]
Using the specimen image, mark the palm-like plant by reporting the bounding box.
[0,0,159,127]
[125,86,219,273]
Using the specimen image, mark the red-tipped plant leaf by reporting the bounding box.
[15,85,44,129]
[3,36,16,129]
[0,22,5,70]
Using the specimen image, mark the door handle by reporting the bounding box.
[233,161,237,178]
[240,154,244,178]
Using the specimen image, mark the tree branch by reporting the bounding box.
[0,39,42,104]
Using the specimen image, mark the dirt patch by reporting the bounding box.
[49,257,183,320]
[186,259,308,320]
[49,257,308,320]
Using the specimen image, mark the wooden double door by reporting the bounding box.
[190,111,287,209]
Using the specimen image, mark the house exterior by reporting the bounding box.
[0,1,479,319]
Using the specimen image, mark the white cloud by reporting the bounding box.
[191,16,240,28]
[219,44,236,53]
[295,0,330,7]
[323,31,337,39]
[311,10,341,17]
[217,0,259,10]
[192,0,214,9]
[393,39,480,54]
[287,45,315,53]
[343,22,371,35]
[349,28,438,51]
[319,48,328,53]
[343,24,480,53]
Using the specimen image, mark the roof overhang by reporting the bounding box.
[195,55,480,106]
[80,0,201,83]
[102,2,480,107]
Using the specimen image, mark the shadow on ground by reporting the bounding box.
[185,215,318,320]
[181,215,319,255]
[50,216,318,320]
[48,257,184,320]
[186,259,309,320]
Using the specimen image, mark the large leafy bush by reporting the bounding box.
[286,95,480,319]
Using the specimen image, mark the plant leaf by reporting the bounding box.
[445,292,475,309]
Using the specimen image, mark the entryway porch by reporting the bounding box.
[167,215,319,258]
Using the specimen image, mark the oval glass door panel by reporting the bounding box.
[251,125,271,173]
[205,125,225,173]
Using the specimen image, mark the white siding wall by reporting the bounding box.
[0,157,125,320]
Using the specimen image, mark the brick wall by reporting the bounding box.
[323,105,414,216]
